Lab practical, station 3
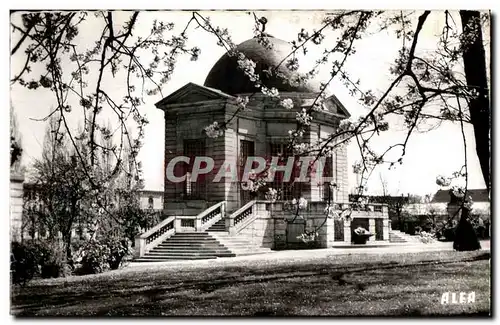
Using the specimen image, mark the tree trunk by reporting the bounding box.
[459,10,491,194]
[62,231,74,268]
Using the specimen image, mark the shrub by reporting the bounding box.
[74,239,110,275]
[11,239,70,284]
[418,231,436,244]
[104,237,133,270]
[37,240,70,278]
[74,236,133,274]
[11,241,39,285]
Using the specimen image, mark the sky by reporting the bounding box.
[10,10,488,197]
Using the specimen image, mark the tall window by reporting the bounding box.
[269,143,301,201]
[320,156,335,202]
[239,140,255,204]
[183,139,206,199]
[147,196,154,209]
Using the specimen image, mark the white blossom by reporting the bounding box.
[338,119,355,132]
[450,185,465,198]
[286,58,299,71]
[204,121,224,138]
[436,175,451,187]
[296,108,312,126]
[293,143,309,155]
[298,197,308,209]
[265,188,278,202]
[288,129,304,138]
[237,54,258,82]
[235,96,249,110]
[280,98,294,110]
[261,86,280,98]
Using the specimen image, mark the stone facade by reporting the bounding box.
[156,86,350,215]
[10,172,24,242]
[155,36,353,217]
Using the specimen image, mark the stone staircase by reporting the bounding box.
[206,218,226,232]
[134,232,235,262]
[135,216,273,262]
[389,231,407,243]
[389,230,423,244]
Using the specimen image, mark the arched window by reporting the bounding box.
[148,196,154,209]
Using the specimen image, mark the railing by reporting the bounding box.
[134,216,175,257]
[198,201,226,232]
[134,202,227,257]
[226,200,257,234]
[174,216,196,232]
[336,202,388,214]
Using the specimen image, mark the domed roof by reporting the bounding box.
[204,36,320,95]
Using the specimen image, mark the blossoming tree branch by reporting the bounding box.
[11,10,490,247]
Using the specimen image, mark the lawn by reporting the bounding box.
[11,250,491,317]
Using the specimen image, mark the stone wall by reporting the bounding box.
[233,202,337,249]
[10,172,24,242]
[235,203,275,248]
[231,201,389,249]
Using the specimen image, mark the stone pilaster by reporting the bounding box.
[343,219,351,243]
[368,218,376,241]
[383,219,390,240]
[325,216,335,247]
[10,172,24,242]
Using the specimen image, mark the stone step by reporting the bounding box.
[165,238,218,243]
[146,251,233,257]
[391,232,422,242]
[136,255,218,261]
[169,232,210,236]
[228,248,272,254]
[167,236,217,240]
[389,232,407,243]
[210,238,253,243]
[149,248,231,254]
[207,226,226,231]
[206,219,227,232]
[154,245,225,250]
[156,242,224,248]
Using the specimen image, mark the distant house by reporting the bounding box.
[138,190,164,210]
[432,188,490,217]
[404,188,490,219]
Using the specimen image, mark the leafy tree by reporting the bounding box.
[27,114,148,261]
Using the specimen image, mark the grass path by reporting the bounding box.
[11,250,490,316]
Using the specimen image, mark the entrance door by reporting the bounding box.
[239,139,255,205]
